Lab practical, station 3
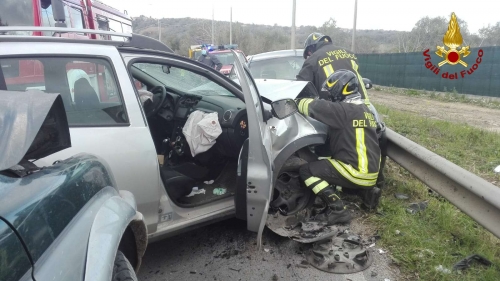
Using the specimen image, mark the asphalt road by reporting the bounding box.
[137,216,400,281]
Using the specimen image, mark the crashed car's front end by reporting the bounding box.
[0,90,147,281]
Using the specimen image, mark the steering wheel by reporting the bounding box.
[148,85,167,118]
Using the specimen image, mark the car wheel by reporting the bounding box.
[112,250,137,281]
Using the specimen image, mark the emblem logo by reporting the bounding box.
[435,13,470,67]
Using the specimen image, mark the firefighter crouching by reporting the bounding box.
[297,31,387,191]
[296,70,382,224]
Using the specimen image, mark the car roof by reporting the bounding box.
[250,49,304,62]
[0,29,173,53]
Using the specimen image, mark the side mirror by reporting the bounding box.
[162,65,171,74]
[271,99,298,120]
[50,0,67,27]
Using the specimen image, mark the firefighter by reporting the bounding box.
[197,46,222,71]
[296,32,368,100]
[297,32,387,190]
[296,69,382,225]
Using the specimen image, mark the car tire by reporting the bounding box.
[112,250,137,281]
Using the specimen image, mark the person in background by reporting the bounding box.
[197,46,222,71]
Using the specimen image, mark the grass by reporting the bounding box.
[374,85,500,110]
[367,103,500,280]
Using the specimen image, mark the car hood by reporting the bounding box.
[254,79,316,101]
[0,90,70,171]
[0,154,115,262]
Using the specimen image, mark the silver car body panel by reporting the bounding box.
[231,51,273,242]
[0,41,327,244]
[0,42,162,235]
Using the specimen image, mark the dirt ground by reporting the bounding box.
[369,90,500,133]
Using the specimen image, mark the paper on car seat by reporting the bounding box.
[182,110,222,157]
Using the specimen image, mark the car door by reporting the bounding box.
[231,50,273,245]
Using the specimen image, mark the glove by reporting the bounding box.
[295,98,313,115]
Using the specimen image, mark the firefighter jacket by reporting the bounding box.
[296,42,369,102]
[197,54,223,71]
[297,98,381,187]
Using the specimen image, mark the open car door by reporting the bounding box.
[232,50,273,246]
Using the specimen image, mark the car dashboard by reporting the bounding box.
[156,91,248,158]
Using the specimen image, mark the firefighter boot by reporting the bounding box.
[359,186,381,210]
[316,187,352,225]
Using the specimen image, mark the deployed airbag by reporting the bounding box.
[182,110,222,157]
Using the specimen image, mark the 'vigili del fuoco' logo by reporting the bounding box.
[422,12,483,80]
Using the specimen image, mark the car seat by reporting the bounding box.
[73,78,100,110]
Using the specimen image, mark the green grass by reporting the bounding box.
[368,103,500,280]
[378,86,500,110]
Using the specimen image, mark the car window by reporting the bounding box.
[68,7,84,29]
[1,0,34,35]
[213,53,235,65]
[249,56,305,80]
[108,19,124,41]
[132,62,235,97]
[0,57,128,126]
[41,4,84,35]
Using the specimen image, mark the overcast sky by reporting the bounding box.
[102,0,498,34]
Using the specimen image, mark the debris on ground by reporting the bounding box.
[190,270,197,274]
[435,265,451,274]
[186,187,205,197]
[266,209,348,243]
[296,260,309,268]
[452,254,492,271]
[395,230,401,235]
[305,234,374,274]
[371,271,378,277]
[417,249,435,258]
[229,267,241,272]
[204,180,214,185]
[494,165,500,173]
[264,248,270,253]
[379,249,386,254]
[213,187,227,195]
[272,274,279,281]
[394,193,409,200]
[406,201,428,214]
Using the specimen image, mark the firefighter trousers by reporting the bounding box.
[299,159,377,194]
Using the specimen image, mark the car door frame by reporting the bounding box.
[230,50,273,246]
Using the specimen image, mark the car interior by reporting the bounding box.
[130,62,250,207]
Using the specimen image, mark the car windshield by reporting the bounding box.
[132,63,235,97]
[249,56,305,80]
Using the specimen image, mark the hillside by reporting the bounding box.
[132,15,497,56]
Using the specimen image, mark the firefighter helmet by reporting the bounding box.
[303,32,332,59]
[321,69,360,102]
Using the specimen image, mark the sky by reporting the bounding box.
[101,0,498,34]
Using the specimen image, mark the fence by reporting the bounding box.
[357,46,500,98]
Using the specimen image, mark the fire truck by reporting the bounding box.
[1,0,138,101]
[190,44,247,76]
[1,0,132,39]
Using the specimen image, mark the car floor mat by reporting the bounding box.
[176,161,237,206]
[266,208,348,243]
[305,233,374,274]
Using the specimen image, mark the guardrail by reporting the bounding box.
[385,128,500,239]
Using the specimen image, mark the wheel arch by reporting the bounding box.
[84,191,147,281]
[272,134,327,183]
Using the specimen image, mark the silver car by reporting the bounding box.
[0,28,328,246]
[247,48,374,89]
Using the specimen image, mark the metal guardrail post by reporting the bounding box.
[386,128,500,239]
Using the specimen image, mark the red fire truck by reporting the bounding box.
[1,0,136,101]
[1,0,132,39]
